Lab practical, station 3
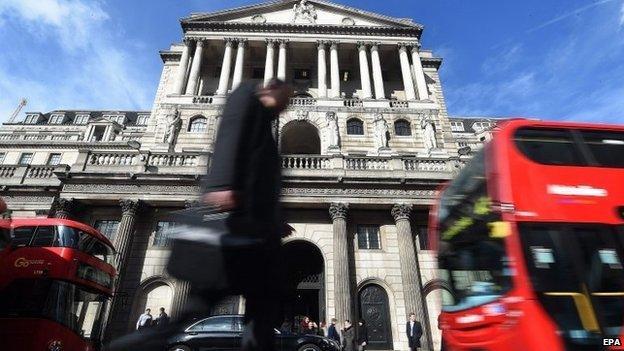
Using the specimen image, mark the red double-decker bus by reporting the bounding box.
[0,218,116,351]
[429,119,624,350]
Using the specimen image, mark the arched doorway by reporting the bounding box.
[359,284,393,350]
[280,120,320,154]
[282,240,325,332]
[137,283,173,317]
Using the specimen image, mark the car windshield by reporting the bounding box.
[0,279,110,342]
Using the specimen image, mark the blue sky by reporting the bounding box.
[0,0,623,123]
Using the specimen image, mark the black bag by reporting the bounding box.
[166,206,266,294]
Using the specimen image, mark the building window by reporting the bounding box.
[450,121,464,132]
[105,115,125,124]
[357,225,381,250]
[47,153,61,166]
[394,119,411,136]
[94,220,120,242]
[153,221,176,247]
[136,114,149,125]
[89,126,107,141]
[473,121,492,132]
[24,114,39,124]
[18,153,33,165]
[189,116,207,133]
[252,68,264,79]
[74,114,90,124]
[0,153,5,164]
[49,114,65,124]
[294,69,311,80]
[458,140,468,147]
[346,118,364,135]
[340,69,351,82]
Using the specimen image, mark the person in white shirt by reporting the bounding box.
[136,308,153,330]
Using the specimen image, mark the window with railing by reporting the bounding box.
[189,116,207,133]
[394,119,412,136]
[94,220,119,242]
[18,153,33,165]
[347,118,364,135]
[153,221,176,247]
[357,225,381,250]
[47,153,61,166]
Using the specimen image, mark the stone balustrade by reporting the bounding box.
[0,164,65,186]
[343,98,363,107]
[0,165,18,178]
[148,153,198,167]
[282,155,331,170]
[192,96,213,104]
[389,100,409,108]
[289,97,317,106]
[403,158,452,172]
[345,156,389,170]
[26,165,57,179]
[88,152,138,166]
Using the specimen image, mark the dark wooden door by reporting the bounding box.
[359,285,393,350]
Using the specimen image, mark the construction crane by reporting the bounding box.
[8,98,27,123]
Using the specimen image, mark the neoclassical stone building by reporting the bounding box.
[0,1,492,350]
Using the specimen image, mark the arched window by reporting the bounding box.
[346,118,364,135]
[188,116,207,133]
[394,119,411,136]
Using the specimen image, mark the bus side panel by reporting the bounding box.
[0,318,94,351]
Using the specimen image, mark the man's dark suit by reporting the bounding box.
[406,321,423,351]
[202,82,284,351]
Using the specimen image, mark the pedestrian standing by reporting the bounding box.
[342,320,355,351]
[406,313,423,351]
[356,320,368,351]
[327,318,340,343]
[135,308,153,331]
[155,307,170,328]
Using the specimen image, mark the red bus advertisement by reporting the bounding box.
[0,218,116,351]
[429,120,624,350]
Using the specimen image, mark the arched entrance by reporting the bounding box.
[137,283,173,317]
[282,240,325,332]
[280,120,320,154]
[359,284,393,350]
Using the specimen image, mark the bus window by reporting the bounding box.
[31,226,56,247]
[57,226,115,265]
[514,128,585,166]
[11,227,36,247]
[578,131,624,168]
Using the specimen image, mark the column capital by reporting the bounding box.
[224,37,236,45]
[52,197,74,217]
[409,41,422,51]
[369,42,381,48]
[183,38,193,46]
[317,40,329,47]
[184,199,201,208]
[329,202,349,220]
[278,39,289,46]
[235,38,248,46]
[265,38,277,45]
[195,39,206,47]
[357,41,368,50]
[119,199,141,216]
[391,203,413,221]
[329,40,340,49]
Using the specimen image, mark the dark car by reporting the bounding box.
[166,315,341,351]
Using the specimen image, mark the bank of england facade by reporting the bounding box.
[0,1,494,350]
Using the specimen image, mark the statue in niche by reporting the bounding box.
[326,111,340,148]
[293,0,317,24]
[163,108,182,148]
[373,113,390,149]
[421,118,438,151]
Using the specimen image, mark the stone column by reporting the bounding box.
[329,41,340,98]
[186,39,205,96]
[173,38,192,95]
[357,42,372,99]
[391,204,431,350]
[216,39,234,95]
[398,44,416,100]
[317,40,327,98]
[329,202,352,324]
[263,39,276,86]
[410,44,429,100]
[171,280,192,320]
[277,40,288,81]
[231,39,246,91]
[52,198,74,219]
[370,43,385,100]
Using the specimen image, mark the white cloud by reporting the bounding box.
[0,0,153,121]
[620,1,624,27]
[527,0,616,33]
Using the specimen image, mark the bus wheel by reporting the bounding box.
[298,344,321,351]
[169,345,191,351]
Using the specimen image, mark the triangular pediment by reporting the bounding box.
[184,0,420,28]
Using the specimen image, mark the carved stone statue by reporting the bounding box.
[421,119,438,151]
[163,108,182,147]
[373,113,390,149]
[293,0,317,24]
[326,111,340,148]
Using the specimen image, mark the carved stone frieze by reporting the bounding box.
[281,187,437,198]
[63,183,201,194]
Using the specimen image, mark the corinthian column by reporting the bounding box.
[391,204,431,350]
[277,40,288,81]
[186,39,205,95]
[216,39,234,95]
[317,40,327,98]
[370,43,385,100]
[357,42,372,99]
[329,41,340,98]
[329,202,352,324]
[173,39,192,95]
[410,44,429,100]
[263,39,276,86]
[52,198,74,219]
[398,44,416,100]
[231,39,247,91]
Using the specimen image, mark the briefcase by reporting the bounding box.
[166,206,266,294]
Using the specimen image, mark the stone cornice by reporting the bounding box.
[0,141,146,150]
[421,57,443,69]
[183,21,420,38]
[160,50,182,63]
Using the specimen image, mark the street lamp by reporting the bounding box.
[126,140,149,172]
[458,146,471,156]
